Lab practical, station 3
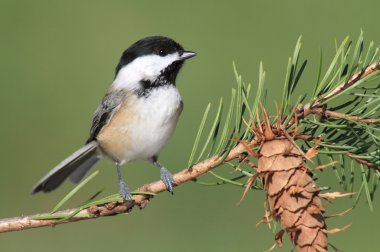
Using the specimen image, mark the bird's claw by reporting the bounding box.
[160,167,175,193]
[118,181,133,201]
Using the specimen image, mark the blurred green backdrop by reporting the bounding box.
[0,0,379,251]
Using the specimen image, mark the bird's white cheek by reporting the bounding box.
[140,54,179,79]
[112,53,180,90]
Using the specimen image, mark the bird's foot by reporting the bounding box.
[118,181,133,201]
[160,167,175,193]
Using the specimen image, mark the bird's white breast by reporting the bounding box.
[123,85,183,162]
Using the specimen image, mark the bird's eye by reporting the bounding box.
[158,48,167,57]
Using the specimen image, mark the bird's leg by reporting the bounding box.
[151,157,175,193]
[116,161,133,201]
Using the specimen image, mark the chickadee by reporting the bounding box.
[32,36,196,200]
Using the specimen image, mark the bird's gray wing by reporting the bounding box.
[86,89,127,143]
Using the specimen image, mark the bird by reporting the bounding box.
[32,36,196,201]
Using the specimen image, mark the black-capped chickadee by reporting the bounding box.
[32,36,196,200]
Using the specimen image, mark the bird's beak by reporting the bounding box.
[180,51,197,60]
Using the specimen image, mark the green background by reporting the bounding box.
[0,0,379,251]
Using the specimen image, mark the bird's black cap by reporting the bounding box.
[115,36,190,75]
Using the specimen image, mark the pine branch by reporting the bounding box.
[0,142,248,234]
[282,60,380,173]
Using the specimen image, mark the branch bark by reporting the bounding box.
[0,143,247,234]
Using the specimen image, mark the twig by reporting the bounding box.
[314,61,380,106]
[0,142,248,234]
[288,61,380,124]
[310,107,380,124]
[345,153,380,171]
[294,134,320,142]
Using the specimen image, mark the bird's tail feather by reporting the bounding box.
[69,153,100,183]
[32,141,101,194]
